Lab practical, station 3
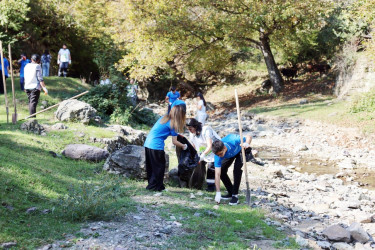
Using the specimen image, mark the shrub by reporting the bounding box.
[350,89,375,113]
[58,179,125,221]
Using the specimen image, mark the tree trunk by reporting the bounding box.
[259,35,284,93]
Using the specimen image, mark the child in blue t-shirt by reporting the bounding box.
[212,134,252,205]
[165,86,180,114]
[144,104,188,191]
[18,53,31,91]
[0,57,10,94]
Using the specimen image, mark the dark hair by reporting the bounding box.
[31,54,40,62]
[186,118,202,136]
[170,86,176,91]
[212,140,225,155]
[43,49,49,55]
[21,53,26,57]
[197,92,207,107]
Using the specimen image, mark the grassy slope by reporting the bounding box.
[0,77,290,249]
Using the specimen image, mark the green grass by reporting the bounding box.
[1,77,294,249]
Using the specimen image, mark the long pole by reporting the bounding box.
[0,41,9,123]
[22,90,89,120]
[8,44,17,124]
[235,89,251,207]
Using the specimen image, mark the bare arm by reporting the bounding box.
[172,136,186,149]
[215,168,221,192]
[202,137,212,155]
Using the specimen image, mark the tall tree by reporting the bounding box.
[109,0,332,93]
[0,0,30,43]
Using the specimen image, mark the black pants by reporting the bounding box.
[0,75,7,94]
[26,89,41,117]
[206,162,215,190]
[58,62,69,77]
[145,147,166,191]
[221,152,243,196]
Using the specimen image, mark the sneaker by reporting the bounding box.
[229,196,239,206]
[221,193,232,200]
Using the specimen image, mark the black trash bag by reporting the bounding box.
[176,135,199,183]
[245,147,265,166]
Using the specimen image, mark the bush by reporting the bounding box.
[350,89,375,113]
[58,179,125,221]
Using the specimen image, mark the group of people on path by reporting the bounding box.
[1,44,72,117]
[145,86,262,205]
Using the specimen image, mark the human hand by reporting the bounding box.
[182,144,188,150]
[42,87,48,95]
[242,142,250,149]
[215,192,221,203]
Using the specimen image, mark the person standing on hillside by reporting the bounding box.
[165,86,180,114]
[41,50,52,77]
[57,44,71,77]
[196,92,208,125]
[0,56,10,94]
[127,79,138,106]
[24,54,48,117]
[144,104,187,191]
[212,134,252,205]
[18,53,31,91]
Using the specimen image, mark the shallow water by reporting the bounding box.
[257,147,375,190]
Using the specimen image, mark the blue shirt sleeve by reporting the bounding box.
[214,155,222,168]
[177,92,180,98]
[166,92,171,98]
[170,129,178,136]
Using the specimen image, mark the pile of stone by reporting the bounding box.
[20,119,46,136]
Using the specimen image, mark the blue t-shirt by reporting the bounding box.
[0,58,10,77]
[167,91,180,104]
[214,134,246,168]
[144,117,178,150]
[19,59,31,77]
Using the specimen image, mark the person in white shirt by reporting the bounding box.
[24,54,48,117]
[186,118,221,192]
[57,44,71,77]
[196,92,207,125]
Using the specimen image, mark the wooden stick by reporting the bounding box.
[22,90,89,120]
[0,41,9,123]
[235,89,251,207]
[8,44,17,124]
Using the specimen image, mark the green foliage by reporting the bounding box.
[350,89,375,113]
[0,0,30,43]
[58,179,125,221]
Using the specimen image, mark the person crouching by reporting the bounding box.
[144,104,188,191]
[212,134,252,205]
[24,54,48,118]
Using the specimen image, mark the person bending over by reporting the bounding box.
[144,104,187,191]
[212,134,252,205]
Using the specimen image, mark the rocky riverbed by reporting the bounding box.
[206,111,375,249]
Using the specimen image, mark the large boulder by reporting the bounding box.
[105,125,147,145]
[103,145,169,179]
[322,224,351,243]
[62,144,109,162]
[348,222,370,243]
[55,99,97,124]
[20,119,46,135]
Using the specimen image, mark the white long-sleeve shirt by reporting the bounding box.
[24,63,43,90]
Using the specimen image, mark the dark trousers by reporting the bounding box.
[58,62,69,77]
[20,77,25,91]
[26,89,41,117]
[0,75,7,94]
[206,162,215,190]
[221,152,243,195]
[145,147,166,191]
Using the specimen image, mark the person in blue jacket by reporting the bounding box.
[0,57,10,94]
[18,53,31,91]
[165,86,180,114]
[144,103,188,191]
[212,134,252,205]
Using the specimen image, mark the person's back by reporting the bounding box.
[24,63,41,90]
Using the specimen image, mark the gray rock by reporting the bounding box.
[103,145,169,179]
[332,242,354,250]
[300,99,309,104]
[105,125,147,146]
[159,226,172,234]
[1,242,17,249]
[26,207,38,214]
[317,241,331,249]
[62,144,109,162]
[41,100,48,106]
[322,224,351,242]
[296,234,309,247]
[55,99,97,124]
[348,222,370,243]
[50,123,68,130]
[21,119,46,135]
